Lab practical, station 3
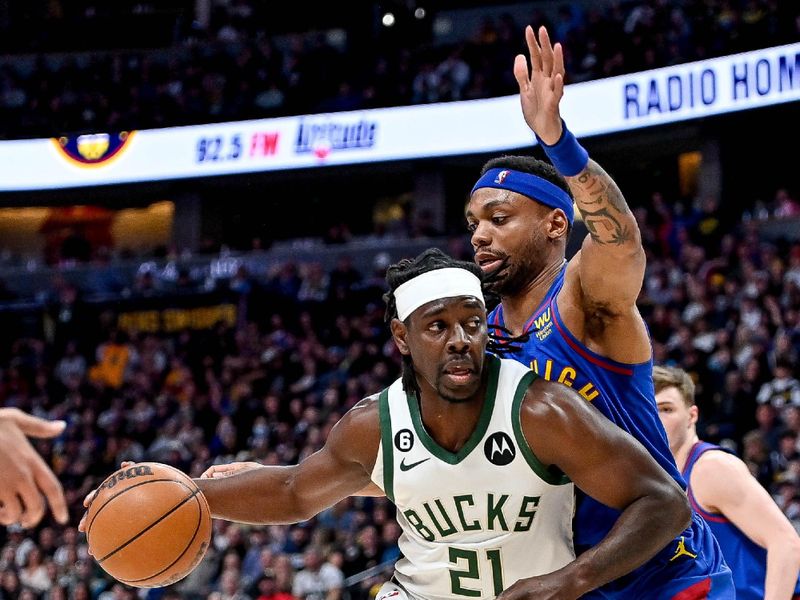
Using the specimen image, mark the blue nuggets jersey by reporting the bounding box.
[684,441,800,600]
[488,265,735,599]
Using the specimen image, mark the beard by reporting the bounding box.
[434,371,483,404]
[483,236,548,297]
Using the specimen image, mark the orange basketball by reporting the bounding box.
[85,462,212,588]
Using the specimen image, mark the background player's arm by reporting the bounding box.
[503,379,690,598]
[0,408,68,527]
[691,451,800,600]
[195,399,379,524]
[515,26,647,359]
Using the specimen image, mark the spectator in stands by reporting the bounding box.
[757,358,800,409]
[291,547,343,600]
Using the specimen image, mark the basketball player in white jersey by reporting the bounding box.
[80,249,690,600]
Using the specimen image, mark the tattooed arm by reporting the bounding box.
[567,160,645,310]
[514,25,648,360]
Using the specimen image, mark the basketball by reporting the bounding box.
[85,462,212,588]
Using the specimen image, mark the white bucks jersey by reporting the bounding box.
[371,355,575,600]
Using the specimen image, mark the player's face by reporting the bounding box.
[397,296,488,403]
[466,189,552,296]
[656,387,696,455]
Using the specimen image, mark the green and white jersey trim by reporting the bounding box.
[371,355,575,600]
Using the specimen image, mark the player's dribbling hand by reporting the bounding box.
[77,460,137,540]
[0,408,68,528]
[514,25,565,146]
[496,572,581,600]
[200,461,263,479]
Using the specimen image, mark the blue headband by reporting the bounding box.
[470,168,574,225]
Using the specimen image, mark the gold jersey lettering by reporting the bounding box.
[528,361,598,402]
[557,367,576,387]
[578,383,599,402]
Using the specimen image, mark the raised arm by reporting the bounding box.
[691,451,800,600]
[500,379,689,598]
[196,398,380,524]
[514,25,645,314]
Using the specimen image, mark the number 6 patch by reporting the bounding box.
[394,429,414,452]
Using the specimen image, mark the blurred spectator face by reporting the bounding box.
[1,570,19,594]
[756,404,777,428]
[303,547,322,572]
[221,570,240,595]
[785,406,800,432]
[258,575,277,597]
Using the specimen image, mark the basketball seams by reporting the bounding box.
[94,487,199,563]
[87,463,212,587]
[121,493,206,585]
[87,477,196,537]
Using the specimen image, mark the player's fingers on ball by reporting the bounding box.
[119,461,135,469]
[82,488,98,508]
[35,461,68,524]
[77,512,88,533]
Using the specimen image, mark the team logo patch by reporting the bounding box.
[484,432,515,465]
[494,169,510,184]
[52,131,135,167]
[395,429,414,452]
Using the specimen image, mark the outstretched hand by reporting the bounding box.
[513,25,565,145]
[200,461,263,479]
[0,408,68,528]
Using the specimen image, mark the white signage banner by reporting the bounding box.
[0,43,797,191]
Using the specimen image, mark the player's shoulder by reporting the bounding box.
[519,375,585,426]
[328,394,382,462]
[347,392,382,424]
[694,447,747,476]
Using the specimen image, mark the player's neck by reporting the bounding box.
[500,257,565,336]
[674,432,701,472]
[417,383,488,454]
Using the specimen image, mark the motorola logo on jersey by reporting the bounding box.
[484,432,516,466]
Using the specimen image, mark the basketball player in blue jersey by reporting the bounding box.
[466,26,734,598]
[85,249,693,599]
[655,365,800,600]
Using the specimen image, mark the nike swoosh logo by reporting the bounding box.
[399,457,431,471]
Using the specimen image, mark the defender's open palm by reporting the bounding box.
[0,408,68,527]
[513,25,565,145]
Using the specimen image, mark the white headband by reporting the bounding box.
[394,268,485,321]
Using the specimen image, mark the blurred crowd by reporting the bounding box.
[1,0,798,138]
[0,183,796,599]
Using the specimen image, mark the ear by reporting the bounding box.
[390,319,410,355]
[689,405,699,427]
[547,209,570,240]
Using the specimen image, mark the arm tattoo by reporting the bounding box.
[573,167,629,213]
[582,206,633,246]
[570,162,637,246]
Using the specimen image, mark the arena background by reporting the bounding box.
[0,1,798,599]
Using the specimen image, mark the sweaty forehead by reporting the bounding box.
[466,188,536,216]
